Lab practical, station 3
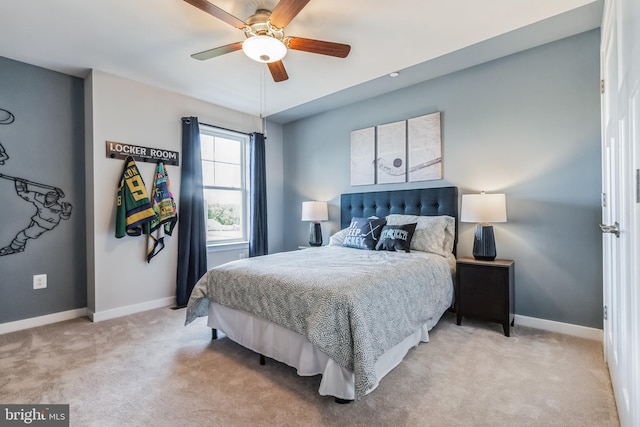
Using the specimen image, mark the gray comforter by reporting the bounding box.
[185,245,454,399]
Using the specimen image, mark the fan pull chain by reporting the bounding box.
[260,69,267,137]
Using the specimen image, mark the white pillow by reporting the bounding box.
[329,228,349,246]
[385,214,455,256]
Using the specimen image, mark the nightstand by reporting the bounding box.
[456,257,515,336]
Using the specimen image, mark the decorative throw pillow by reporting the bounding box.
[385,214,455,256]
[375,223,417,253]
[342,217,387,250]
[329,217,380,246]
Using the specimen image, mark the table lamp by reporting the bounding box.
[461,192,507,261]
[301,201,328,246]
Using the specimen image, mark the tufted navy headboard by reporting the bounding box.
[340,186,459,253]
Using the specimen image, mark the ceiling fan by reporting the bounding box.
[183,0,351,82]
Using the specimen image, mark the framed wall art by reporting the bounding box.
[350,112,442,186]
[408,112,441,182]
[350,127,375,186]
[376,120,406,184]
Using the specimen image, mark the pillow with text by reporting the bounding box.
[342,217,387,250]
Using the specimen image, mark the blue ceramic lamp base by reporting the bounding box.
[472,224,497,261]
[309,222,323,247]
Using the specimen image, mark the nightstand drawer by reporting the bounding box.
[458,264,509,320]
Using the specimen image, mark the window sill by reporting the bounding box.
[207,242,249,253]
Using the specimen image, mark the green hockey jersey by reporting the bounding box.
[116,156,157,238]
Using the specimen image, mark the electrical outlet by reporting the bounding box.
[33,274,47,289]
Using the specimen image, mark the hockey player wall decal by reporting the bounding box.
[0,108,12,165]
[0,142,8,165]
[0,107,72,256]
[0,108,15,125]
[0,179,72,255]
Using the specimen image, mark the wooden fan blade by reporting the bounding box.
[286,37,351,58]
[267,61,289,82]
[191,42,243,60]
[183,0,246,29]
[269,0,311,28]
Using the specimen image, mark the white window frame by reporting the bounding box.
[200,124,250,247]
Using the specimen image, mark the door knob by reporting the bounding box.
[599,222,620,237]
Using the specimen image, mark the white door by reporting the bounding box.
[600,0,623,394]
[600,0,640,425]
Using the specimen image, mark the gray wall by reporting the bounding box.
[265,120,285,255]
[282,30,603,328]
[0,57,86,323]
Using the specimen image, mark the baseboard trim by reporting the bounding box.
[88,296,175,322]
[0,308,88,335]
[515,314,603,341]
[1,302,601,341]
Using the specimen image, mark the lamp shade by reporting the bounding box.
[242,36,287,63]
[461,193,507,224]
[301,201,328,222]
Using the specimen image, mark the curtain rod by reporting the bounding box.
[198,121,253,136]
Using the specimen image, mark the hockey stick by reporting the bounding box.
[0,173,65,197]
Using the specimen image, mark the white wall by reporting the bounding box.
[85,70,265,319]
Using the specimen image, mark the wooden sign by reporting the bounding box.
[106,141,179,166]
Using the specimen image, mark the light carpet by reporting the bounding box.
[0,307,619,427]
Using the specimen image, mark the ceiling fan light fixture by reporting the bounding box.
[242,36,287,63]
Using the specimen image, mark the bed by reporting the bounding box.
[185,186,458,401]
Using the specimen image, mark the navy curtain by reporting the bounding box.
[249,132,268,257]
[176,117,207,307]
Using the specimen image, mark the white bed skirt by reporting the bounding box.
[207,302,438,400]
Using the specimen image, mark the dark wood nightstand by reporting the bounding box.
[456,257,515,336]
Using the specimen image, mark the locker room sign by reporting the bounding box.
[106,141,179,166]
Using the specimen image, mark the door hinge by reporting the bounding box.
[602,192,607,208]
[601,79,605,94]
[603,305,608,320]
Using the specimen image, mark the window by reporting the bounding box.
[200,125,250,245]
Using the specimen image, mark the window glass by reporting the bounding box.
[200,134,215,161]
[204,189,244,242]
[214,137,241,164]
[200,125,249,244]
[215,163,241,188]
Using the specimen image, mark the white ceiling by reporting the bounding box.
[0,0,602,123]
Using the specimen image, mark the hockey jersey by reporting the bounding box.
[146,161,177,261]
[116,156,156,238]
